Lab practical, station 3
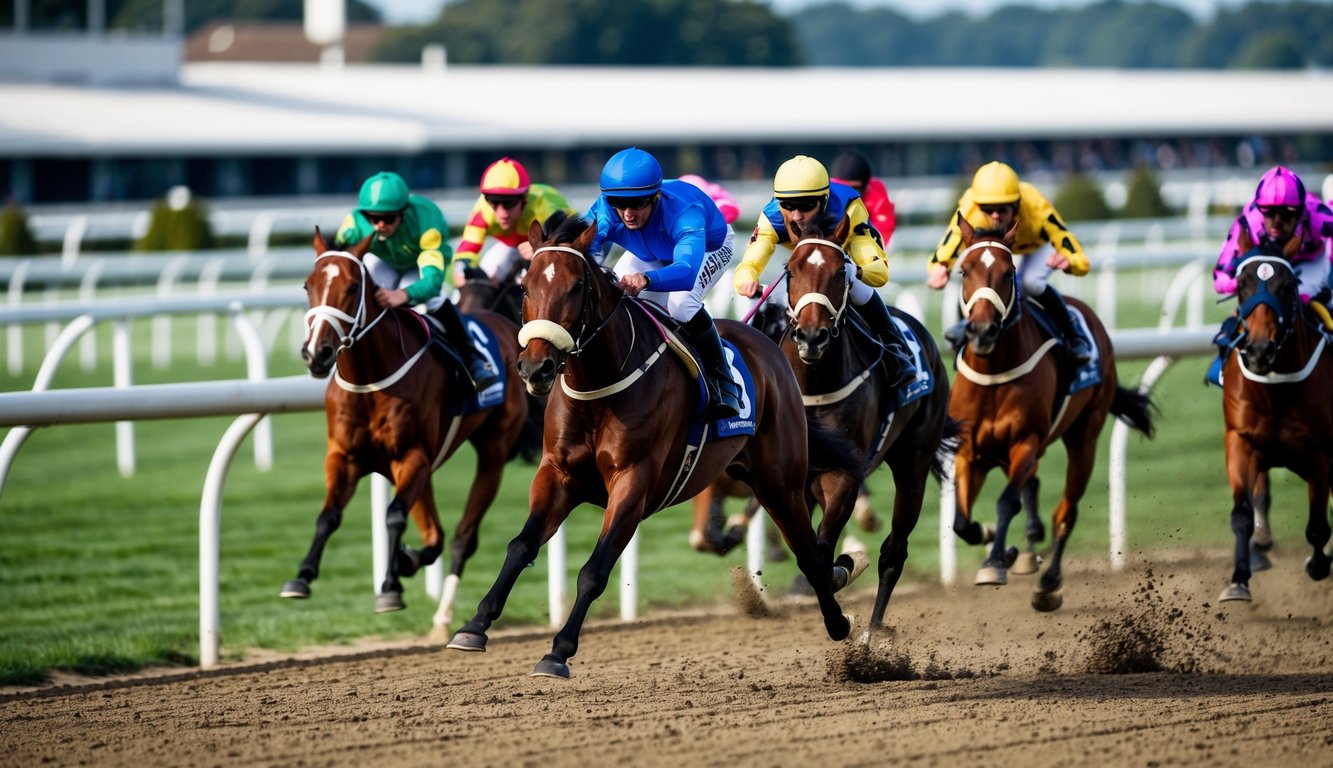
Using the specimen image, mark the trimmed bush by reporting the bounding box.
[1120,167,1172,219]
[1053,174,1113,222]
[136,186,215,252]
[0,203,39,256]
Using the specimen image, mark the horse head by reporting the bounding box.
[1233,228,1302,376]
[786,213,852,362]
[302,228,375,378]
[516,212,609,396]
[955,214,1021,356]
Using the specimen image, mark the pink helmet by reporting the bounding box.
[1253,166,1305,208]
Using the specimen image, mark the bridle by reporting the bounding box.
[517,244,630,361]
[789,237,851,331]
[958,239,1021,330]
[304,250,389,356]
[1235,254,1299,351]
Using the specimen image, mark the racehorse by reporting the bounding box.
[948,216,1156,611]
[287,229,541,633]
[455,260,525,327]
[781,213,960,632]
[447,212,867,678]
[1219,231,1333,602]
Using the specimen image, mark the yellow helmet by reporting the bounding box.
[971,161,1021,205]
[773,155,830,199]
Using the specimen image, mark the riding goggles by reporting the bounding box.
[363,210,403,225]
[778,197,821,213]
[1258,205,1300,222]
[486,195,524,210]
[606,194,658,211]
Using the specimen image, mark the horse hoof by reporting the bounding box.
[975,565,1007,586]
[279,579,311,599]
[1011,551,1043,575]
[374,591,406,613]
[1249,547,1273,572]
[1031,589,1063,612]
[531,657,571,679]
[1305,555,1331,581]
[1218,583,1252,603]
[445,631,488,652]
[825,612,852,642]
[1003,546,1020,569]
[831,551,871,592]
[981,523,996,545]
[1252,530,1274,551]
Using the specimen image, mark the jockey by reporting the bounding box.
[830,150,897,248]
[929,161,1094,363]
[586,147,743,420]
[336,171,498,392]
[734,155,919,389]
[1213,166,1333,330]
[453,157,575,287]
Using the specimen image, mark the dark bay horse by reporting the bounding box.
[288,229,541,632]
[1219,232,1333,602]
[781,214,960,632]
[949,216,1155,611]
[454,260,524,327]
[447,213,866,678]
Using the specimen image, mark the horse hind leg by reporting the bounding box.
[754,479,851,642]
[867,454,929,634]
[432,450,506,634]
[282,456,358,599]
[1011,476,1044,575]
[1249,473,1273,572]
[1303,465,1332,582]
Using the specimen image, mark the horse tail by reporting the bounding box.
[805,412,866,483]
[1111,385,1157,438]
[508,393,547,464]
[930,415,965,482]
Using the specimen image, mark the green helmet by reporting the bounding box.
[357,172,410,213]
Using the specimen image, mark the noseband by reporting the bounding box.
[959,239,1020,328]
[517,245,627,358]
[1236,254,1298,349]
[304,250,388,355]
[789,238,851,330]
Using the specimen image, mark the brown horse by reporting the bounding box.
[286,229,541,633]
[454,260,525,327]
[447,212,866,678]
[781,213,960,632]
[949,216,1155,611]
[1219,231,1333,602]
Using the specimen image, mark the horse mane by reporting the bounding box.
[542,210,590,243]
[791,211,842,241]
[972,223,1010,240]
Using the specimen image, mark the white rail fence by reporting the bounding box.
[0,322,1218,669]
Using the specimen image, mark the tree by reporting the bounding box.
[1233,31,1307,69]
[136,187,215,252]
[1053,174,1113,222]
[1119,167,1171,219]
[0,203,40,257]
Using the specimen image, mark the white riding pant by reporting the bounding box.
[1017,246,1056,298]
[366,253,444,312]
[613,226,735,323]
[479,242,524,281]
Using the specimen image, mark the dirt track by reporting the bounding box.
[3,550,1330,767]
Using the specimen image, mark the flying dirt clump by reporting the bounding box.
[827,639,979,684]
[1077,567,1216,674]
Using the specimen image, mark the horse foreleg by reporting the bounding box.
[448,462,577,654]
[534,483,648,679]
[1303,459,1332,581]
[281,451,359,600]
[1221,431,1260,602]
[376,451,435,612]
[755,480,849,642]
[432,447,506,632]
[951,451,991,546]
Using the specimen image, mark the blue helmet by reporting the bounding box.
[599,148,663,198]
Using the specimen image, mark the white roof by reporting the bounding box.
[4,63,1333,157]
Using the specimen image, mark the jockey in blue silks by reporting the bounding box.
[585,147,742,419]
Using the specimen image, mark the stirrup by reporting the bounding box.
[1066,337,1093,364]
[464,359,499,392]
[887,345,919,388]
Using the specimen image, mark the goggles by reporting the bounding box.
[606,194,657,211]
[778,197,821,213]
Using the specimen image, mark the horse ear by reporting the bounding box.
[956,211,974,242]
[1004,216,1020,244]
[834,213,851,244]
[527,219,543,248]
[349,235,373,260]
[573,218,597,253]
[313,226,328,254]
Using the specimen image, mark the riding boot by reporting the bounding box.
[432,299,499,392]
[856,292,919,390]
[1034,287,1093,364]
[683,310,742,420]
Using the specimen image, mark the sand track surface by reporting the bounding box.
[3,551,1330,767]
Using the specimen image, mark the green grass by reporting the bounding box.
[1,272,1312,685]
